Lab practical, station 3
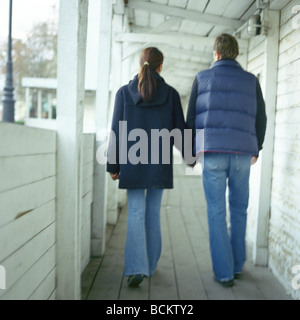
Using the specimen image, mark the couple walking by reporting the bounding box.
[107,34,267,288]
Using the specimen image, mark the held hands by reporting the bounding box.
[251,156,258,165]
[110,172,120,181]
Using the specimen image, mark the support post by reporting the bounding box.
[2,0,15,123]
[92,0,114,256]
[25,87,30,119]
[118,15,131,209]
[37,89,42,119]
[252,10,280,266]
[56,0,89,300]
[48,93,52,119]
[106,13,123,225]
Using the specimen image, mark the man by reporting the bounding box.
[187,34,267,287]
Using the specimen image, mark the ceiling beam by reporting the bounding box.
[127,0,243,30]
[122,17,183,60]
[164,58,210,71]
[148,17,182,33]
[171,69,206,78]
[164,47,213,62]
[116,32,216,47]
[165,31,249,50]
[269,0,291,10]
[115,32,249,49]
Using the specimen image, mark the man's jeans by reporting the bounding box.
[202,153,251,281]
[124,189,164,277]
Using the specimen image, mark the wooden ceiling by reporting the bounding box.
[113,0,290,99]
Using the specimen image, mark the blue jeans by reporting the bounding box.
[124,189,164,277]
[202,153,251,281]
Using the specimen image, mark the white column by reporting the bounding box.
[106,13,124,225]
[92,0,114,256]
[117,9,131,208]
[252,10,280,266]
[118,40,131,209]
[37,89,42,119]
[25,87,30,119]
[56,0,88,300]
[48,93,52,119]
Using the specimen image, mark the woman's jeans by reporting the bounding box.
[202,153,251,281]
[124,189,164,277]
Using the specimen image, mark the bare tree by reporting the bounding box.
[0,20,57,101]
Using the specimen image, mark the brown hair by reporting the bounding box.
[138,47,164,102]
[214,34,239,60]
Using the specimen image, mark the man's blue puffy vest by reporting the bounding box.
[195,59,259,156]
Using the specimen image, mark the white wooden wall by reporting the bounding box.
[0,123,56,300]
[0,123,94,299]
[246,1,300,299]
[268,0,300,300]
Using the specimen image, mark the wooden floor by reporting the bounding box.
[81,164,292,300]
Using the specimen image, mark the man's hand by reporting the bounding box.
[110,172,120,181]
[251,156,258,165]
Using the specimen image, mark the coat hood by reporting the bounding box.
[128,72,170,107]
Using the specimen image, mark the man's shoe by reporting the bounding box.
[127,274,144,287]
[215,277,234,288]
[234,273,242,280]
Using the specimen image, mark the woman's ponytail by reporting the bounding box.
[138,47,164,103]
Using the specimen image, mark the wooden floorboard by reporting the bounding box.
[149,207,179,300]
[82,164,292,300]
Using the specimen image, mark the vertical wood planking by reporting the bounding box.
[92,0,114,257]
[56,0,89,300]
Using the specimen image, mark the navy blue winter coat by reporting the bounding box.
[187,59,267,157]
[106,72,186,189]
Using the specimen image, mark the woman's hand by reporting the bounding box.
[110,172,120,181]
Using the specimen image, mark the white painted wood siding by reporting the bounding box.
[0,123,56,300]
[0,125,95,299]
[268,0,300,300]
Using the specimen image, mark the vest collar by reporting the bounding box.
[211,59,242,69]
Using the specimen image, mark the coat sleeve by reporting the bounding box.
[106,88,124,174]
[172,89,186,158]
[186,77,198,158]
[255,79,267,156]
[186,77,197,132]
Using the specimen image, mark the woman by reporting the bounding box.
[106,47,185,287]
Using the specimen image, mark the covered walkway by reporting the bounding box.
[81,164,291,300]
[1,0,300,301]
